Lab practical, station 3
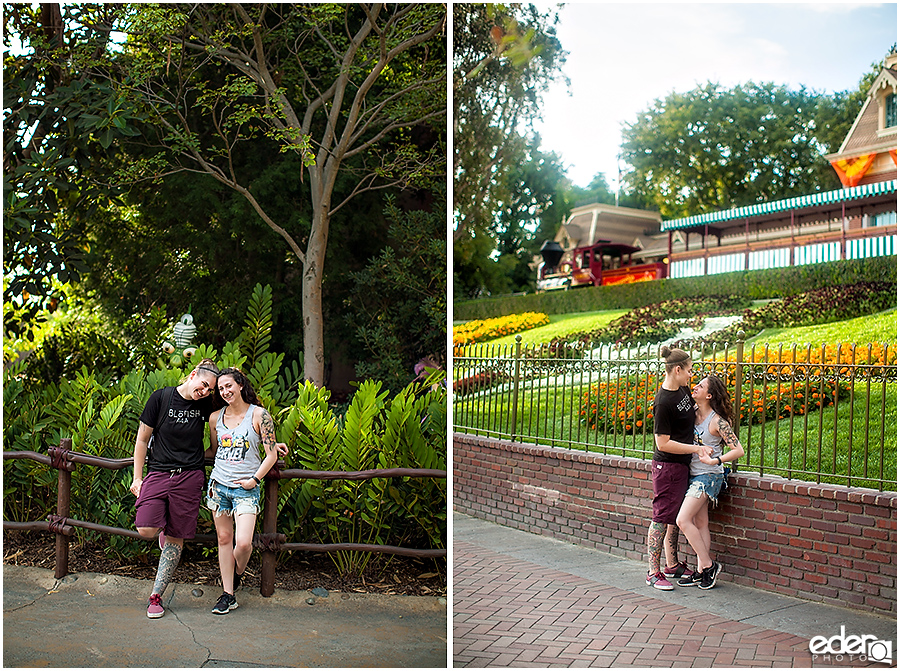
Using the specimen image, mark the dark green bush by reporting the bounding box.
[549,295,749,346]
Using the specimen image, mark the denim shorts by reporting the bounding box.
[206,479,261,517]
[686,472,725,505]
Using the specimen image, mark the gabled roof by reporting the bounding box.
[833,67,897,157]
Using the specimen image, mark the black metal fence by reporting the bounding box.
[453,335,897,490]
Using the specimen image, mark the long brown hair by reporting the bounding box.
[704,375,734,426]
[216,367,260,406]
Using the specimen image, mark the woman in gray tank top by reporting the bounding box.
[674,375,745,589]
[204,368,279,614]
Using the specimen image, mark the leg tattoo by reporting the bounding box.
[647,521,667,574]
[665,524,680,568]
[152,541,183,597]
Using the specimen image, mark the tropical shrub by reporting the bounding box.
[453,311,550,345]
[280,377,446,577]
[3,284,447,567]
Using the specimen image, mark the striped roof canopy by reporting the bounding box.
[660,180,897,231]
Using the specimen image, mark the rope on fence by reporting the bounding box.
[48,444,75,472]
[253,532,286,553]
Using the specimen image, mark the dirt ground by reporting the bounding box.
[2,529,446,597]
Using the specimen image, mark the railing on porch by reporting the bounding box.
[3,441,446,596]
[453,334,897,491]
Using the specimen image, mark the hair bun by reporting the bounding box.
[660,346,672,358]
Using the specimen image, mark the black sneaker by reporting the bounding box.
[677,570,703,587]
[699,561,723,590]
[211,592,239,614]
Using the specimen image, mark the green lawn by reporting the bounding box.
[454,310,898,490]
[485,309,628,347]
[454,379,896,491]
[748,308,897,347]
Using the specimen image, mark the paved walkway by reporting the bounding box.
[4,564,447,667]
[453,512,896,668]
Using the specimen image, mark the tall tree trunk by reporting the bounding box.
[302,205,329,387]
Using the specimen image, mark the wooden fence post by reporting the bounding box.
[260,474,279,597]
[52,438,73,580]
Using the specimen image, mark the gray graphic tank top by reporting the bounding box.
[210,404,262,487]
[691,410,724,476]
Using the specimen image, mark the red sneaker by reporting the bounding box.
[147,593,164,618]
[646,571,674,591]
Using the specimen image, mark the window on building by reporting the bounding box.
[886,92,897,129]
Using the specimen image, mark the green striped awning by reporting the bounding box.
[660,180,897,231]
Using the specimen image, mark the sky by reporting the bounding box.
[532,2,898,189]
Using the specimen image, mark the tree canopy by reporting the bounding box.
[4,3,447,388]
[619,69,883,219]
[452,3,568,297]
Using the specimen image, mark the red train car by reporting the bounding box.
[536,239,667,292]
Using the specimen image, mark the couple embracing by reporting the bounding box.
[130,359,285,618]
[647,346,745,591]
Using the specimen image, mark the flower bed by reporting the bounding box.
[549,295,747,347]
[453,311,550,346]
[453,370,511,396]
[674,282,896,348]
[579,342,895,433]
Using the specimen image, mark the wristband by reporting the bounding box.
[716,457,722,466]
[252,475,261,485]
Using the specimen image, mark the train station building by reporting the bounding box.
[538,50,896,285]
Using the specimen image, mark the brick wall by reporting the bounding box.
[454,433,897,615]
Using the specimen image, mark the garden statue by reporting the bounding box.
[162,312,198,366]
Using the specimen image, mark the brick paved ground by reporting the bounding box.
[454,541,885,668]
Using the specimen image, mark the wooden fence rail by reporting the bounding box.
[3,438,447,596]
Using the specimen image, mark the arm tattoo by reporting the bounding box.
[717,416,741,451]
[260,410,277,455]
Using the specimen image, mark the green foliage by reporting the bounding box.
[453,256,898,321]
[288,378,447,578]
[240,284,274,370]
[453,3,569,293]
[675,282,897,348]
[3,4,146,317]
[621,82,853,218]
[22,323,131,389]
[3,284,446,565]
[454,137,571,297]
[124,305,171,374]
[345,195,446,392]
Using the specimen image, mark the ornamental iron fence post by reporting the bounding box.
[733,332,744,472]
[510,335,522,440]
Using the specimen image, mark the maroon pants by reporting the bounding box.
[651,460,690,524]
[134,469,205,539]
